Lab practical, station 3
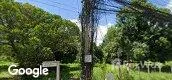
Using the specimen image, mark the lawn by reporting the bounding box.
[0,61,172,80]
[93,64,172,80]
[0,60,15,79]
[59,63,172,80]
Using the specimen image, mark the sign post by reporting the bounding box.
[42,61,60,80]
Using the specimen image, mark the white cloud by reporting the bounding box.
[70,19,81,31]
[166,0,172,12]
[96,26,108,46]
[70,19,112,46]
[96,23,112,46]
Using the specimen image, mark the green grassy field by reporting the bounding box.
[0,61,172,80]
[0,60,14,79]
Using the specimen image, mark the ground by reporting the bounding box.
[0,60,172,80]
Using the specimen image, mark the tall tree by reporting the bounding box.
[102,0,172,62]
[0,0,80,67]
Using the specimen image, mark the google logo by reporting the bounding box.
[8,64,49,78]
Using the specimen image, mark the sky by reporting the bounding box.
[16,0,171,45]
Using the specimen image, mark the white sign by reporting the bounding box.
[84,55,92,62]
[42,61,60,80]
[42,61,59,67]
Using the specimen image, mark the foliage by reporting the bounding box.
[93,43,104,63]
[101,26,123,63]
[101,0,172,62]
[93,64,134,80]
[0,0,80,68]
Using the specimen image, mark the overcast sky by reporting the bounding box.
[16,0,172,45]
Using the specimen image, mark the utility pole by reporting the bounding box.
[117,48,122,80]
[80,0,98,79]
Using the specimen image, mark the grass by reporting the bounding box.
[0,61,14,66]
[59,63,172,80]
[0,71,12,78]
[0,60,172,80]
[131,71,172,80]
[0,60,15,79]
[93,64,172,80]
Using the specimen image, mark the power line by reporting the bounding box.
[99,2,121,9]
[31,0,79,13]
[157,0,169,5]
[48,0,78,10]
[149,0,168,7]
[109,0,172,22]
[77,0,81,13]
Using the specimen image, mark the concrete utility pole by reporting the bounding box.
[80,0,97,79]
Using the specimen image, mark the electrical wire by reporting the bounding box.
[77,0,81,13]
[48,0,78,9]
[149,0,168,7]
[31,0,79,13]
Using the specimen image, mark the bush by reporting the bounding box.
[93,64,133,80]
[161,65,171,73]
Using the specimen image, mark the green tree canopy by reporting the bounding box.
[102,0,172,63]
[0,0,80,67]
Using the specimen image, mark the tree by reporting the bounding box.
[0,0,80,67]
[102,0,172,63]
[93,43,104,63]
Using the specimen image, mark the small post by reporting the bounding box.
[117,48,122,80]
[148,65,150,73]
[157,63,162,73]
[56,61,60,80]
[145,61,151,73]
[138,66,140,79]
